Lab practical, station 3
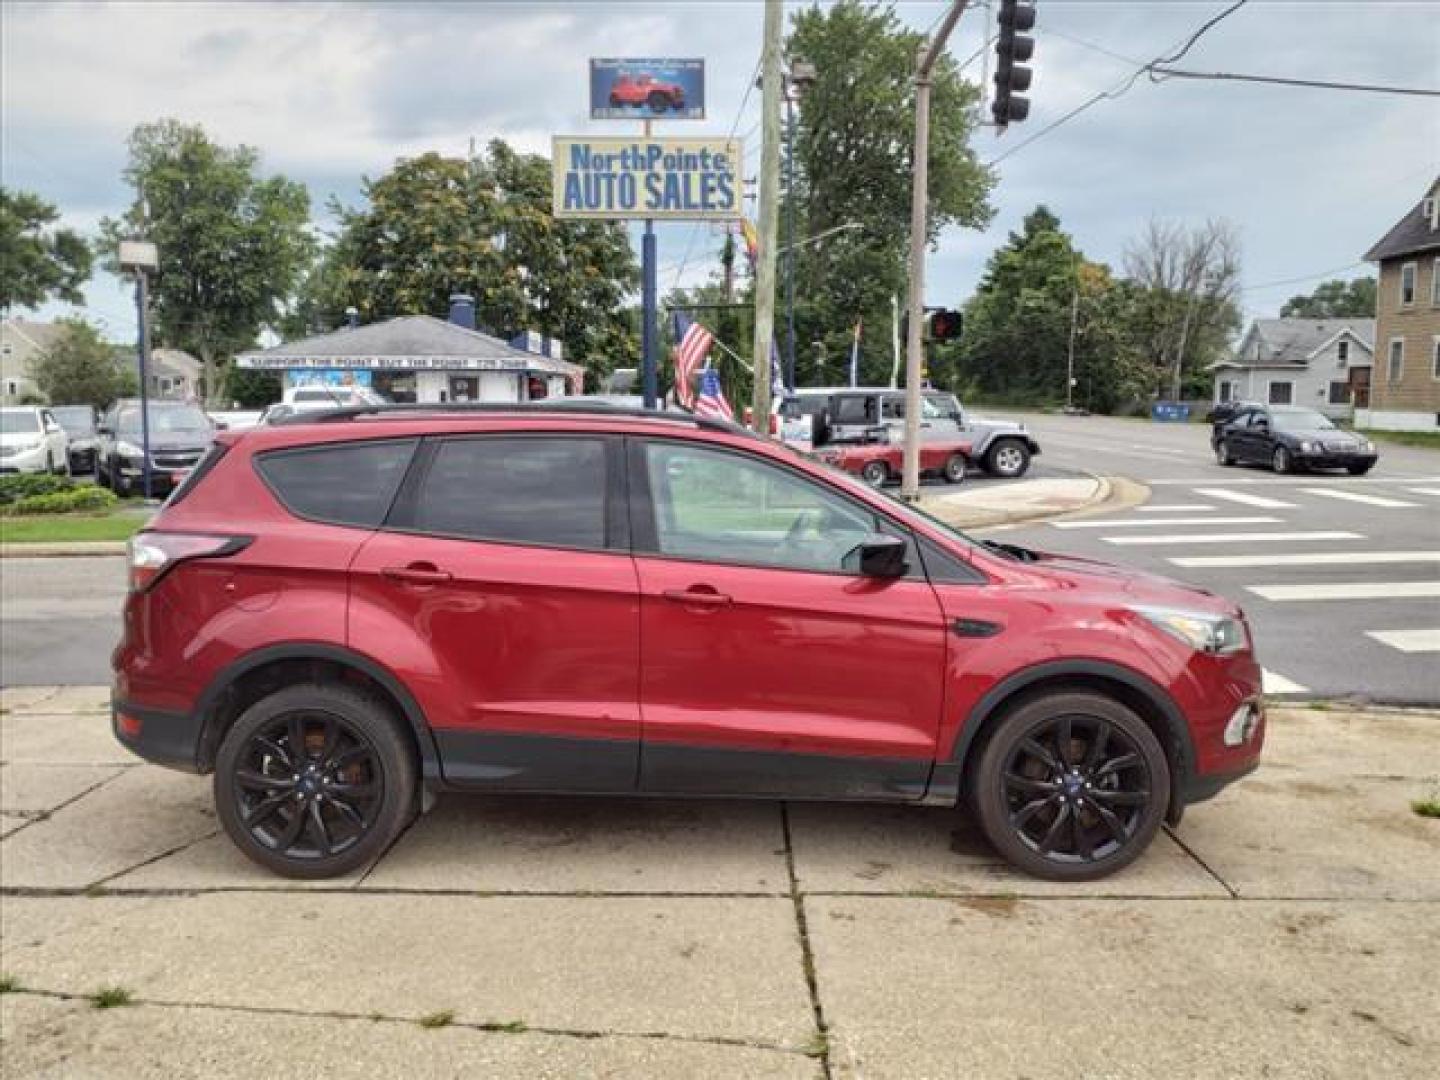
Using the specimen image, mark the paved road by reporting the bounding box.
[989,413,1440,705]
[1,557,123,686]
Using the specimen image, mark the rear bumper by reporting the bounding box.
[112,699,204,773]
[1182,757,1259,805]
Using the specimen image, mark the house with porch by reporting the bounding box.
[1209,317,1375,420]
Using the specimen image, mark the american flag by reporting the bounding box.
[671,313,713,410]
[694,367,734,422]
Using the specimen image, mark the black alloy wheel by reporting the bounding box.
[1272,446,1292,474]
[215,682,416,878]
[1215,440,1234,466]
[973,692,1170,881]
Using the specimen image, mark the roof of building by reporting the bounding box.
[1,318,68,355]
[150,348,201,380]
[235,316,583,377]
[1213,318,1376,370]
[1364,176,1440,262]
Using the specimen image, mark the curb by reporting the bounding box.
[0,542,128,558]
[925,470,1141,531]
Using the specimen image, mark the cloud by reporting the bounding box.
[3,0,1434,340]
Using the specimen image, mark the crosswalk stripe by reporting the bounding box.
[1406,487,1440,496]
[1146,476,1440,485]
[1169,551,1440,568]
[1054,516,1280,530]
[1247,581,1440,602]
[1194,487,1296,509]
[1366,628,1440,653]
[1299,488,1420,508]
[1262,669,1308,694]
[1105,531,1361,546]
[1137,504,1215,512]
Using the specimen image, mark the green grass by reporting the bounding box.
[418,1009,455,1029]
[1412,798,1440,820]
[89,986,133,1009]
[1360,428,1440,451]
[0,512,146,544]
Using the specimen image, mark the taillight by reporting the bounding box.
[127,532,251,592]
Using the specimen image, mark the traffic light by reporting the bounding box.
[928,309,963,342]
[992,0,1036,129]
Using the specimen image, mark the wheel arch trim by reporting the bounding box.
[194,642,441,780]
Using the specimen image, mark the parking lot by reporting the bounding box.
[3,686,1436,1077]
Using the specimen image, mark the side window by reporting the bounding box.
[642,442,881,574]
[409,436,607,550]
[256,439,418,527]
[833,396,869,425]
[880,396,904,420]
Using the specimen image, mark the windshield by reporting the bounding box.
[50,407,96,435]
[117,405,213,437]
[0,410,40,434]
[1271,408,1335,431]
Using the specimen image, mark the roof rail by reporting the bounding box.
[270,399,757,438]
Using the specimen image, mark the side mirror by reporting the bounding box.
[846,534,909,579]
[97,424,112,436]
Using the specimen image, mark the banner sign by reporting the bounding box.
[552,137,742,221]
[590,58,705,120]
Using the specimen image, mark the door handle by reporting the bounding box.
[382,563,453,586]
[662,588,732,608]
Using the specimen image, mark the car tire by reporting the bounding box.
[1215,440,1234,466]
[943,453,968,484]
[984,439,1031,479]
[1272,446,1292,474]
[971,691,1171,882]
[215,681,417,880]
[1346,463,1374,476]
[860,460,890,487]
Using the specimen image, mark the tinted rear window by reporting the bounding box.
[408,436,607,549]
[256,439,418,527]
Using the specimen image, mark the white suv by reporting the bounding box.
[0,406,69,475]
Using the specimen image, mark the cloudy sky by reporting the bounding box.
[3,0,1436,343]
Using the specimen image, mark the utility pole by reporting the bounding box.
[751,0,783,434]
[901,1,968,500]
[1066,279,1080,410]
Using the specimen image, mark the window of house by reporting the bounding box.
[1432,257,1440,307]
[4,379,16,397]
[409,436,608,550]
[1336,339,1349,365]
[1328,381,1350,405]
[1432,337,1440,381]
[1218,381,1233,403]
[1388,339,1405,383]
[1400,262,1416,306]
[1267,381,1293,405]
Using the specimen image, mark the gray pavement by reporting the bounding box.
[2,688,1438,1077]
[0,556,124,686]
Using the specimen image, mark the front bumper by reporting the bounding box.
[0,445,51,473]
[1296,449,1377,470]
[112,699,204,773]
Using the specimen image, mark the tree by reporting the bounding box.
[783,0,993,386]
[1122,218,1242,399]
[29,319,134,408]
[100,120,314,405]
[1280,277,1377,318]
[303,142,640,385]
[0,188,92,311]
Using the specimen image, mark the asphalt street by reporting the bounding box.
[990,412,1440,705]
[1,414,1436,704]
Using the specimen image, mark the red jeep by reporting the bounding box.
[609,73,686,112]
[815,439,972,487]
[113,404,1264,881]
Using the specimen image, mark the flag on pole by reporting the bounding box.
[739,218,760,273]
[770,336,787,406]
[848,319,863,387]
[694,367,734,421]
[671,312,713,411]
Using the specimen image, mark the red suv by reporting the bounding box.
[113,404,1264,881]
[608,73,686,112]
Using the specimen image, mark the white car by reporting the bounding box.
[0,406,70,475]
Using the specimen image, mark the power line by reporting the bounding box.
[1241,262,1368,293]
[1149,67,1440,97]
[985,0,1249,167]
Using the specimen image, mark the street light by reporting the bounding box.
[118,240,158,502]
[783,56,816,392]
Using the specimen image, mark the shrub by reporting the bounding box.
[0,473,75,505]
[0,486,118,516]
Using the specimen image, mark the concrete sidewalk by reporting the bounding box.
[2,687,1437,1077]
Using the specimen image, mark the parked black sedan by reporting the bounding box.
[1214,405,1378,475]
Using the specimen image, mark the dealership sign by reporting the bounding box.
[553,137,742,221]
[590,58,705,120]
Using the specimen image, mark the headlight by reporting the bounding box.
[1299,440,1317,454]
[116,440,145,458]
[1134,606,1248,654]
[1356,438,1372,452]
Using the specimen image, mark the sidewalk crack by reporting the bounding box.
[781,803,832,1078]
[1164,825,1239,899]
